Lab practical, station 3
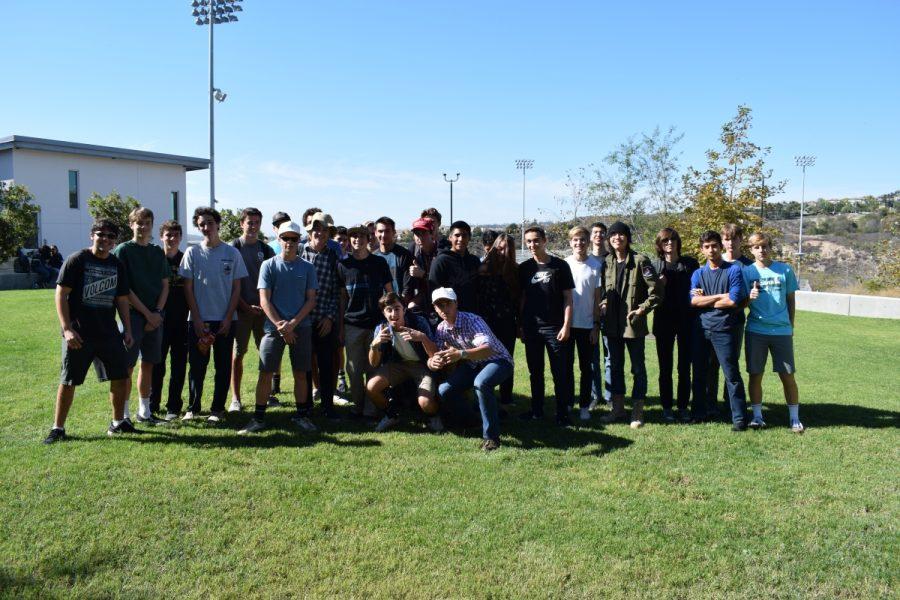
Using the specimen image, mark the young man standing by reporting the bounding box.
[407,207,449,254]
[238,221,318,434]
[598,222,662,428]
[337,224,393,417]
[150,220,189,420]
[374,216,414,303]
[588,221,612,409]
[429,288,513,451]
[301,212,343,419]
[229,208,275,413]
[690,230,749,431]
[180,207,248,422]
[113,207,170,425]
[564,226,603,421]
[743,232,803,432]
[407,217,438,324]
[44,219,137,443]
[428,220,481,314]
[267,211,291,397]
[518,226,576,425]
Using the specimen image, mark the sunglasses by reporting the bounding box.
[280,236,300,243]
[93,232,117,240]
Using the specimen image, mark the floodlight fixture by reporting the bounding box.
[443,173,461,223]
[793,154,816,282]
[516,159,534,251]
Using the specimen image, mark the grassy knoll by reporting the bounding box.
[0,290,897,598]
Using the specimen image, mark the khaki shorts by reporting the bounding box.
[234,310,266,356]
[374,361,436,397]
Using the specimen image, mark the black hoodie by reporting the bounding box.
[428,248,481,313]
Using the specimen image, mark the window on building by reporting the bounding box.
[68,170,79,209]
[171,191,179,220]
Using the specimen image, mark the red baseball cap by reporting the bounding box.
[412,217,435,233]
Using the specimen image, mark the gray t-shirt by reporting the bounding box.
[233,237,274,306]
[179,242,249,322]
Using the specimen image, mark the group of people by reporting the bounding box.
[16,244,64,288]
[42,203,803,450]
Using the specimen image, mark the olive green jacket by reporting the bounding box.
[600,250,664,338]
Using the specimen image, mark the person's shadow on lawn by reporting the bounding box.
[763,402,899,429]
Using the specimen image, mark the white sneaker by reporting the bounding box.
[428,415,445,433]
[181,411,196,421]
[228,398,242,413]
[164,412,179,422]
[791,420,805,434]
[579,407,591,421]
[207,411,224,423]
[630,419,644,429]
[375,415,400,432]
[587,398,599,411]
[238,419,266,435]
[312,388,321,401]
[291,415,318,432]
[333,396,352,407]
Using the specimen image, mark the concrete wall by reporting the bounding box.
[796,291,900,319]
[8,148,188,256]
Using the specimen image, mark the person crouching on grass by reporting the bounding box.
[428,288,513,452]
[366,292,444,433]
[239,221,318,434]
[742,232,803,433]
[44,219,138,443]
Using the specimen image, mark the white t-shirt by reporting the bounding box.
[565,254,603,329]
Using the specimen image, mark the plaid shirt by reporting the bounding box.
[434,310,513,366]
[301,242,340,323]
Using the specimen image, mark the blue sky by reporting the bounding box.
[3,0,898,231]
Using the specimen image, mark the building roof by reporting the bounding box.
[0,135,209,172]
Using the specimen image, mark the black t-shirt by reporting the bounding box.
[615,260,627,296]
[57,249,129,339]
[518,256,575,329]
[164,250,188,324]
[337,253,392,328]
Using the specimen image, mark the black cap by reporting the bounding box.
[607,221,631,242]
[272,211,291,227]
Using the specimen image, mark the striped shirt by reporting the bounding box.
[434,311,513,366]
[301,242,340,323]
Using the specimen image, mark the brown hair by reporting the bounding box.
[159,220,182,237]
[378,291,404,312]
[654,227,682,259]
[721,223,743,239]
[481,233,520,301]
[128,207,154,225]
[240,207,263,222]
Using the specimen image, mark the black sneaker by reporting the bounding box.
[662,409,676,424]
[555,414,572,427]
[43,427,66,444]
[481,438,501,452]
[108,420,144,436]
[519,410,544,421]
[731,420,747,432]
[267,396,282,408]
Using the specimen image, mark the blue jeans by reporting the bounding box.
[606,337,647,400]
[438,359,512,440]
[691,328,747,425]
[591,335,612,402]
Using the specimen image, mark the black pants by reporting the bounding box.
[655,320,693,412]
[570,328,595,409]
[306,322,336,414]
[524,326,573,417]
[150,321,189,414]
[487,317,517,404]
[188,321,235,413]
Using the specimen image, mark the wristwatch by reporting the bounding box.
[459,349,468,361]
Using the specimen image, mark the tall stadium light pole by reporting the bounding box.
[794,155,816,282]
[515,159,534,252]
[443,173,460,224]
[191,0,243,207]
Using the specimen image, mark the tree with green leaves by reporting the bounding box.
[0,182,41,262]
[679,105,785,260]
[218,208,243,243]
[87,191,140,245]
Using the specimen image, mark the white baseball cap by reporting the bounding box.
[431,287,458,304]
[276,221,303,238]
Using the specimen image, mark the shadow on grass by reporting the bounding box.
[0,547,118,595]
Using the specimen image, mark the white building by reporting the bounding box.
[0,135,208,256]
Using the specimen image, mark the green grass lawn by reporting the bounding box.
[0,290,897,599]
